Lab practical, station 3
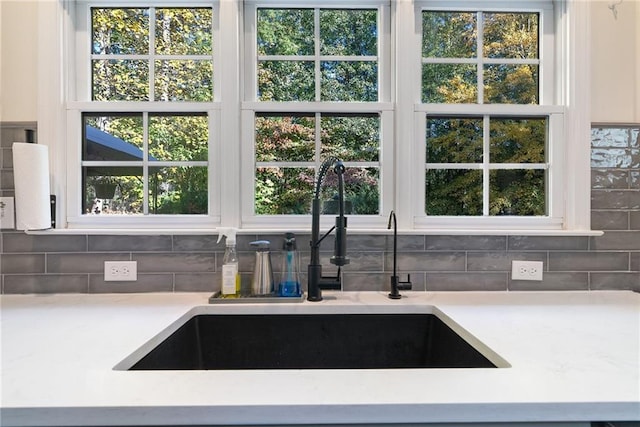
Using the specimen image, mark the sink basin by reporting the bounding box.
[124,312,500,370]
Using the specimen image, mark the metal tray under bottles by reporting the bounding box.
[208,291,305,304]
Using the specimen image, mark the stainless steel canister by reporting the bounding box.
[250,240,274,295]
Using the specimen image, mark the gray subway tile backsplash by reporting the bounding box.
[591,169,629,189]
[631,211,640,231]
[590,127,630,147]
[134,252,216,273]
[89,273,174,293]
[590,272,640,292]
[88,235,173,252]
[507,236,589,251]
[1,122,639,294]
[548,252,629,271]
[425,235,505,251]
[630,253,640,271]
[47,253,131,274]
[591,210,629,230]
[3,232,87,253]
[591,148,635,168]
[466,251,546,271]
[174,272,220,293]
[425,272,507,292]
[1,253,46,274]
[590,231,640,250]
[4,274,89,294]
[509,272,589,292]
[592,189,640,210]
[172,235,223,251]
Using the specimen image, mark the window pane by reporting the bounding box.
[258,61,314,101]
[92,60,149,101]
[425,169,482,216]
[490,117,546,163]
[255,167,315,214]
[92,8,148,55]
[343,167,379,215]
[149,114,208,161]
[321,115,379,162]
[154,60,213,102]
[148,166,208,214]
[483,13,538,59]
[321,61,377,102]
[422,63,477,103]
[318,167,380,215]
[320,9,377,56]
[83,114,143,161]
[256,115,315,162]
[257,9,314,56]
[484,64,538,104]
[426,117,482,163]
[422,11,476,58]
[155,8,212,55]
[84,167,143,215]
[490,170,546,216]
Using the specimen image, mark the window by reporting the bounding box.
[41,0,590,232]
[411,1,567,229]
[67,2,219,227]
[241,2,392,228]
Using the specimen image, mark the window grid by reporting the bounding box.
[418,1,555,222]
[424,114,549,217]
[243,2,391,226]
[69,2,220,225]
[57,0,589,232]
[90,6,215,103]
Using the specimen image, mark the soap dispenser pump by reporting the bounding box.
[279,233,301,297]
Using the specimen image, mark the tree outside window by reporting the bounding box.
[422,10,547,217]
[84,7,213,215]
[253,7,382,216]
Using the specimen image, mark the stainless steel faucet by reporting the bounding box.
[307,157,349,302]
[387,210,412,299]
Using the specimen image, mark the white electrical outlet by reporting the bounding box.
[512,260,543,281]
[104,261,137,281]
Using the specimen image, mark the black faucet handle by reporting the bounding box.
[398,274,412,291]
[388,274,412,299]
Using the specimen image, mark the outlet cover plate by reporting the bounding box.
[104,261,137,282]
[512,260,543,281]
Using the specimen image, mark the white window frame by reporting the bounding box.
[394,0,592,233]
[58,0,224,230]
[415,1,560,229]
[38,0,593,234]
[240,0,393,230]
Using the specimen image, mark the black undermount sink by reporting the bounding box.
[127,313,498,370]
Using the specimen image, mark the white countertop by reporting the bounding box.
[1,291,639,426]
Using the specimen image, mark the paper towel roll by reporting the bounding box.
[12,143,52,230]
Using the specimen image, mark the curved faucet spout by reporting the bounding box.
[387,210,412,299]
[308,157,349,302]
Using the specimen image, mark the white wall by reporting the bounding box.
[591,0,640,123]
[1,1,639,123]
[0,1,38,122]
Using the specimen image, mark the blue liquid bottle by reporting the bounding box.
[278,233,302,297]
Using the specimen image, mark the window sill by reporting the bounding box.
[23,228,604,237]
